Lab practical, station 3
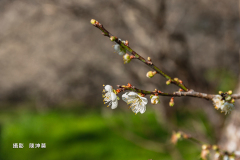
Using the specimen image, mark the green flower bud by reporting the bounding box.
[110,36,116,41]
[166,80,171,85]
[123,54,131,64]
[146,71,156,78]
[169,101,174,107]
[225,95,231,101]
[174,78,179,81]
[90,19,96,25]
[228,90,233,95]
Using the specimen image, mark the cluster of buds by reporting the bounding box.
[213,90,235,115]
[173,78,183,84]
[201,144,211,160]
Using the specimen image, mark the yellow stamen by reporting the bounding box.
[107,105,109,107]
[103,84,105,86]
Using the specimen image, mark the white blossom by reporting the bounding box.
[221,102,234,115]
[212,95,225,110]
[122,92,148,114]
[212,95,234,115]
[151,96,160,104]
[113,43,126,56]
[102,85,118,109]
[113,39,126,56]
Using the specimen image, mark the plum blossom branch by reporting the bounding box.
[93,19,237,115]
[90,19,188,91]
[117,84,240,100]
[117,84,214,100]
[171,131,240,160]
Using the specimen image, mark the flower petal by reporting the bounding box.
[122,92,129,103]
[139,104,146,114]
[141,97,148,105]
[118,51,125,56]
[113,44,120,51]
[111,92,117,102]
[127,92,138,98]
[111,99,118,109]
[105,85,113,92]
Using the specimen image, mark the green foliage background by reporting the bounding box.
[0,102,218,160]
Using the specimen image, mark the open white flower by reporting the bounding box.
[212,95,224,110]
[113,43,126,56]
[151,96,160,104]
[102,85,118,109]
[212,95,234,115]
[221,102,234,115]
[122,92,148,114]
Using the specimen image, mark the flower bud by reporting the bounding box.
[169,97,174,107]
[179,89,183,92]
[202,144,208,150]
[166,80,171,85]
[171,131,182,144]
[201,149,210,160]
[147,57,151,61]
[110,36,117,41]
[124,40,129,46]
[178,80,183,84]
[169,101,174,107]
[219,91,223,94]
[151,95,160,104]
[212,145,219,151]
[123,54,131,64]
[231,99,235,103]
[174,78,179,81]
[228,90,233,95]
[146,71,156,78]
[90,19,96,25]
[225,95,231,101]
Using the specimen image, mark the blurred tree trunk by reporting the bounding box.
[219,52,240,152]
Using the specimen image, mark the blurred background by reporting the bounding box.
[0,0,239,159]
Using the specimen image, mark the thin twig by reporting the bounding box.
[91,19,189,91]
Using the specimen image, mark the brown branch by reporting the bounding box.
[91,19,240,101]
[90,19,189,91]
[117,84,215,100]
